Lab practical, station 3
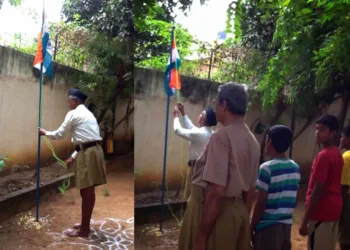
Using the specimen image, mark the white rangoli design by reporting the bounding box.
[47,217,134,250]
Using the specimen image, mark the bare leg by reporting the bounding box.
[65,186,95,237]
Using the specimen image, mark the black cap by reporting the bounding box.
[68,88,88,103]
[205,107,217,127]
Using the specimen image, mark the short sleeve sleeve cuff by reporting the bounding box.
[256,164,271,192]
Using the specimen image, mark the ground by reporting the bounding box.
[0,156,134,250]
[0,164,68,196]
[135,186,341,250]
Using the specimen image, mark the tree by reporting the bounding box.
[62,0,133,39]
[257,0,350,144]
[59,0,134,151]
[136,22,194,70]
[134,0,209,63]
[0,0,21,9]
[230,0,350,160]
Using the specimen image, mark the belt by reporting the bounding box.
[75,141,100,152]
[188,160,197,167]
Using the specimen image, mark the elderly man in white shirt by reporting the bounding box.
[173,102,217,200]
[39,88,107,238]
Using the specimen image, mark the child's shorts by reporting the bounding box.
[339,193,350,247]
[308,220,338,250]
[253,223,291,250]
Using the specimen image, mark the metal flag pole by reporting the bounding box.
[35,0,45,222]
[160,25,175,231]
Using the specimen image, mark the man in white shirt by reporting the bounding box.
[39,88,107,238]
[173,103,217,200]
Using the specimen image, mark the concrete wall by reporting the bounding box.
[0,46,133,174]
[134,67,347,194]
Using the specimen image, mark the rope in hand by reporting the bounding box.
[43,136,71,192]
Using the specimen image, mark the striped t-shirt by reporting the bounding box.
[256,158,300,231]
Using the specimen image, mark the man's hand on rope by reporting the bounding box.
[39,128,47,136]
[65,157,74,170]
[173,106,181,117]
[176,102,185,116]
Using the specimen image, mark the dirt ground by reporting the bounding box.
[0,164,69,196]
[135,186,341,250]
[0,162,134,250]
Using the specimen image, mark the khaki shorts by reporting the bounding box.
[74,144,107,190]
[339,193,350,246]
[308,220,338,250]
[178,185,250,250]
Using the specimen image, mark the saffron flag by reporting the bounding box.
[164,34,181,96]
[33,14,53,78]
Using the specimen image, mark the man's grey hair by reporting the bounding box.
[68,95,84,103]
[217,82,248,115]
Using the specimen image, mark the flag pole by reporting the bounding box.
[160,25,175,232]
[35,0,45,222]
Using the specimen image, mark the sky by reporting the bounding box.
[0,0,231,57]
[175,0,232,43]
[0,0,64,44]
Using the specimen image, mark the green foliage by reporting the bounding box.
[134,0,208,63]
[226,0,243,43]
[0,0,21,9]
[136,23,193,69]
[134,169,142,180]
[62,0,133,39]
[8,0,20,6]
[58,178,71,194]
[9,33,37,55]
[50,20,89,70]
[0,157,11,171]
[227,0,350,126]
[216,1,279,90]
[59,0,134,140]
[103,186,110,196]
[257,0,350,111]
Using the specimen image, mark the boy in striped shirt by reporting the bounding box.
[251,125,300,250]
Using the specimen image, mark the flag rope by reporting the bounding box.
[163,111,186,226]
[43,137,67,167]
[43,137,71,191]
[162,90,187,226]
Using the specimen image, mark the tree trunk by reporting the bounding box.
[292,103,327,141]
[335,92,350,146]
[292,116,314,141]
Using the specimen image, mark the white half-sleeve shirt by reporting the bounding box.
[45,104,102,159]
[173,115,213,161]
